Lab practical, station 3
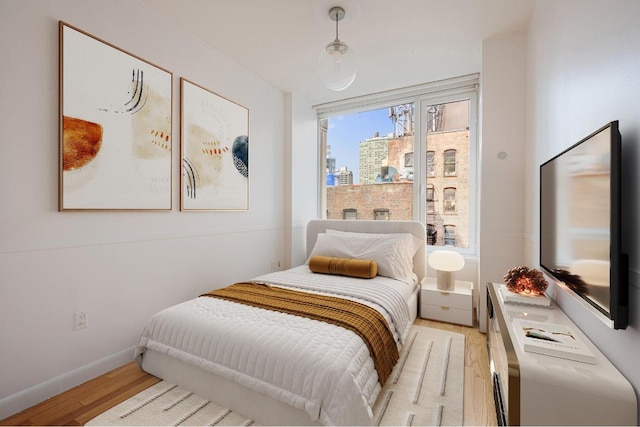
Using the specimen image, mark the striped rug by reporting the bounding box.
[86,325,464,426]
[373,325,465,426]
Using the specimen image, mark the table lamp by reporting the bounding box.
[428,250,465,290]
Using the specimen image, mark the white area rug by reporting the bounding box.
[86,325,464,426]
[86,381,256,426]
[372,325,465,426]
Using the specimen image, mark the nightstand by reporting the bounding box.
[420,278,474,326]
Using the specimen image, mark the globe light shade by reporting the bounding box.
[317,39,357,91]
[428,250,465,290]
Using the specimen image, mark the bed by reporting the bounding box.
[135,219,426,425]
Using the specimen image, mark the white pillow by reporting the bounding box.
[308,232,418,284]
[325,229,423,256]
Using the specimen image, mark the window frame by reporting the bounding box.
[315,74,479,256]
[417,89,478,256]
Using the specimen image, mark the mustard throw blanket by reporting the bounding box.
[202,282,399,385]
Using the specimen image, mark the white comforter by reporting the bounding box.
[134,266,413,426]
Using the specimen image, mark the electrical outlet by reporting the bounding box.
[270,260,281,271]
[74,311,88,330]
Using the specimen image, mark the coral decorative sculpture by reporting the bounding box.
[504,266,548,296]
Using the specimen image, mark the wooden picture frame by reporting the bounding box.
[59,21,173,211]
[180,78,249,211]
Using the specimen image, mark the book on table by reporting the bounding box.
[500,284,551,307]
[512,318,596,364]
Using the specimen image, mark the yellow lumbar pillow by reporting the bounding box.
[308,256,378,279]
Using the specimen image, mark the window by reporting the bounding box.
[423,97,473,250]
[374,208,390,220]
[444,149,457,176]
[443,187,456,213]
[317,74,478,254]
[321,105,414,220]
[444,225,456,246]
[426,151,435,177]
[343,208,357,220]
[404,152,414,168]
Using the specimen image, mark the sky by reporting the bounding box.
[327,107,395,183]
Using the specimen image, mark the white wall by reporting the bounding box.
[477,32,528,331]
[285,93,318,268]
[0,0,286,418]
[526,0,640,417]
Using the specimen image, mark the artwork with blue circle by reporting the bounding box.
[232,135,248,178]
[180,78,249,210]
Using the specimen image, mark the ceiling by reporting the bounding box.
[143,0,534,106]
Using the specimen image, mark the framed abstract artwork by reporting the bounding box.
[59,22,172,211]
[180,78,249,211]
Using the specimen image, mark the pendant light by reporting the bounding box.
[317,6,356,91]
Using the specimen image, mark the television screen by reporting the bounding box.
[540,121,627,329]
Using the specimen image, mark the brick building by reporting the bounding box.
[326,100,471,248]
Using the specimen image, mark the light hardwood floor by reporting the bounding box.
[1,319,496,426]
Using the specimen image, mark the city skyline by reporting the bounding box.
[327,107,395,183]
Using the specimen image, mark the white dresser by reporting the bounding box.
[487,282,636,425]
[420,278,474,326]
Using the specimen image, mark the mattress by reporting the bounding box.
[135,266,416,425]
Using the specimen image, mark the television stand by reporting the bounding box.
[486,282,636,425]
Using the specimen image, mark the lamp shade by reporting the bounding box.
[428,250,465,272]
[317,40,357,91]
[429,250,465,290]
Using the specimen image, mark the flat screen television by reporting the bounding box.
[540,120,628,329]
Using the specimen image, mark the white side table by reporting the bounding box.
[420,278,474,326]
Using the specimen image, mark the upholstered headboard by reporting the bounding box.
[306,220,426,282]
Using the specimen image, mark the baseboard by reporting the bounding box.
[0,346,135,420]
